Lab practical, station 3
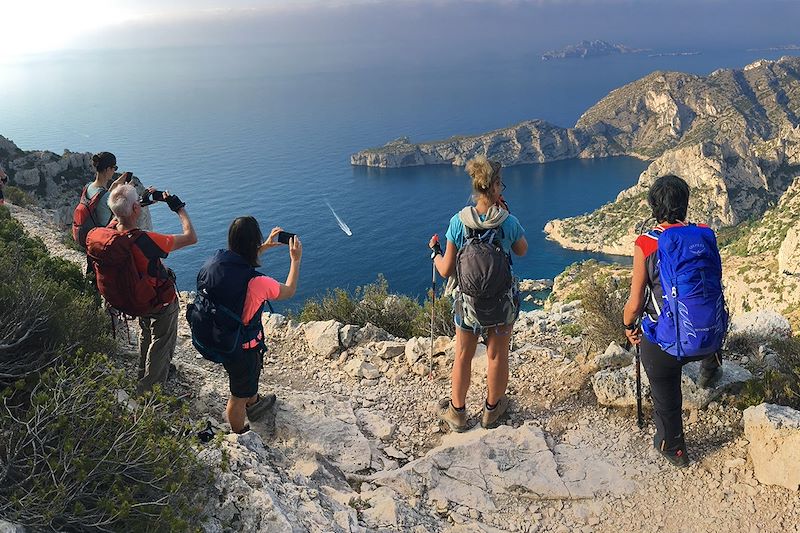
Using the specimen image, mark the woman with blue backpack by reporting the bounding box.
[189,216,302,434]
[429,155,528,432]
[623,174,726,468]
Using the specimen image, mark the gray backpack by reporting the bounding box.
[455,227,518,328]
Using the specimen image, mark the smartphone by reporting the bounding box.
[152,190,165,202]
[277,231,295,245]
[123,172,133,183]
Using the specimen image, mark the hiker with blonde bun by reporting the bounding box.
[428,155,528,431]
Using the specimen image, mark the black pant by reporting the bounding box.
[639,336,721,452]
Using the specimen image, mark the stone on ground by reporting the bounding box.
[371,423,634,517]
[743,403,800,491]
[593,341,634,371]
[272,392,372,473]
[303,320,343,357]
[729,309,792,339]
[592,361,753,409]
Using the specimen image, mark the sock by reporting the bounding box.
[450,400,465,412]
[486,400,498,410]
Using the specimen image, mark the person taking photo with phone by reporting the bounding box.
[189,217,302,434]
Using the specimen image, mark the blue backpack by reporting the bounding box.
[642,224,728,359]
[186,250,271,364]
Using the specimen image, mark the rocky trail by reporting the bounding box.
[8,204,799,533]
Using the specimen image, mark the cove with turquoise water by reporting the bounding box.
[1,45,788,311]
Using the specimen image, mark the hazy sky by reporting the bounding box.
[4,0,799,62]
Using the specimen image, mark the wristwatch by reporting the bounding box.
[624,322,637,331]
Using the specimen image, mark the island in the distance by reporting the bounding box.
[540,39,649,60]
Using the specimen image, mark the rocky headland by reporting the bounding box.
[352,55,800,263]
[541,40,648,61]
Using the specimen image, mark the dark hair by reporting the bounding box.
[648,175,689,223]
[228,216,263,267]
[91,152,117,173]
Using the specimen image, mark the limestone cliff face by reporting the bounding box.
[721,176,800,328]
[547,57,800,253]
[349,120,616,168]
[0,134,152,229]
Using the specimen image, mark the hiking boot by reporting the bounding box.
[481,395,509,429]
[698,367,723,389]
[246,393,277,422]
[656,444,690,468]
[438,398,468,433]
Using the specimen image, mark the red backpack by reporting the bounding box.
[72,185,107,248]
[86,227,177,317]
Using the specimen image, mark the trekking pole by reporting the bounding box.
[635,342,644,429]
[625,335,645,429]
[430,235,441,379]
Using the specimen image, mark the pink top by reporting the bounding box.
[241,275,281,325]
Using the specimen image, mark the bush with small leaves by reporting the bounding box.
[299,275,421,338]
[0,207,112,386]
[0,352,209,532]
[2,185,36,207]
[737,336,800,410]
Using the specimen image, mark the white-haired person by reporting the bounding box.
[91,183,197,394]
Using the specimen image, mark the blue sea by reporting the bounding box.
[0,46,793,311]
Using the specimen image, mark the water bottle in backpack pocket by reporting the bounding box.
[642,224,728,358]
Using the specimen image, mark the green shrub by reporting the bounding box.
[411,291,455,338]
[300,275,420,338]
[0,352,208,531]
[0,207,111,386]
[299,275,455,339]
[737,336,800,410]
[3,185,36,207]
[560,323,583,337]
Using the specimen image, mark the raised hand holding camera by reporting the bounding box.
[164,192,186,212]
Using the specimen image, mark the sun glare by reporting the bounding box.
[0,1,132,61]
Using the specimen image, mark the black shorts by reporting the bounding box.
[222,348,263,398]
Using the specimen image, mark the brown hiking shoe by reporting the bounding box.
[481,395,509,429]
[438,398,468,433]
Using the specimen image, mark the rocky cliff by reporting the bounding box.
[0,135,97,226]
[0,134,152,229]
[353,56,800,255]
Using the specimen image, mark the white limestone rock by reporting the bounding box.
[592,360,753,409]
[263,313,286,336]
[355,322,392,344]
[303,320,343,358]
[273,392,371,473]
[729,309,792,340]
[744,403,800,491]
[375,340,406,359]
[339,324,359,349]
[593,342,634,370]
[371,423,634,515]
[778,225,800,276]
[405,337,428,366]
[681,361,753,409]
[591,364,651,408]
[356,409,396,441]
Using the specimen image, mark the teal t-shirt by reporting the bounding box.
[445,212,525,254]
[86,183,112,227]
